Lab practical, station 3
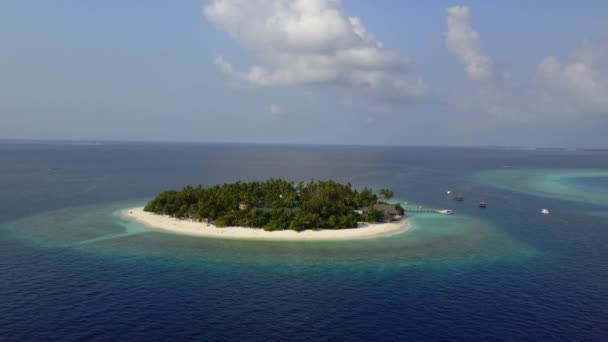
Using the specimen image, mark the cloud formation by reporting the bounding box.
[445,6,608,121]
[268,103,282,119]
[537,41,608,113]
[204,0,427,101]
[445,6,494,80]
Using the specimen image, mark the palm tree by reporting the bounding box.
[379,189,394,201]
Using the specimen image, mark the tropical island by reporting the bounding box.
[123,179,411,241]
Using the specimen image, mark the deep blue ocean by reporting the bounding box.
[1,142,607,341]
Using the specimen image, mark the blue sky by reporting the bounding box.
[2,1,607,147]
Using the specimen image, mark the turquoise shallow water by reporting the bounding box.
[475,168,608,206]
[1,200,536,269]
[1,143,607,341]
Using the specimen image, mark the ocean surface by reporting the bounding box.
[0,142,607,341]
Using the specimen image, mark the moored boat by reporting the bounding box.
[436,209,453,214]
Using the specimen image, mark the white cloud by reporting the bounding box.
[204,0,427,101]
[214,56,234,74]
[536,41,608,113]
[445,6,494,80]
[268,103,282,119]
[268,103,281,114]
[445,5,608,121]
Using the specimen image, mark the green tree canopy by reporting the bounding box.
[379,189,395,201]
[144,179,401,230]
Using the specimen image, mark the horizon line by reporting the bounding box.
[1,138,607,151]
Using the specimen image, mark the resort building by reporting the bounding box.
[361,204,403,222]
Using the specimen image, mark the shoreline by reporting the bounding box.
[122,207,411,241]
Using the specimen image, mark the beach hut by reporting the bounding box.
[361,204,401,222]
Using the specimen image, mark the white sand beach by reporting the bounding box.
[122,207,411,241]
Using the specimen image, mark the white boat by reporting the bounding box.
[541,209,550,215]
[436,209,453,215]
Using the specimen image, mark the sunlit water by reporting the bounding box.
[0,143,606,340]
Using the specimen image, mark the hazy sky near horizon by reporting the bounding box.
[2,0,608,147]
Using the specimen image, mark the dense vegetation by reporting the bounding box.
[144,179,403,231]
